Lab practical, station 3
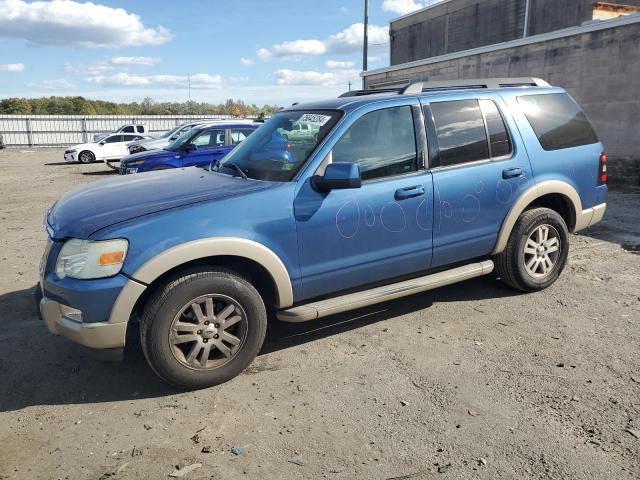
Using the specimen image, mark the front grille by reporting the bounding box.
[64,150,75,154]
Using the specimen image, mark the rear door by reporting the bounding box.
[424,95,532,268]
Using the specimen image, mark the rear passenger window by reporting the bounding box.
[333,106,417,181]
[479,100,511,158]
[430,100,489,167]
[230,129,254,145]
[517,93,598,151]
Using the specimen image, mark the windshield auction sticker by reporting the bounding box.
[299,113,332,126]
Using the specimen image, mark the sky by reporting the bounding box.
[0,0,441,105]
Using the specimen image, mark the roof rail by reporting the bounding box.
[338,88,401,98]
[417,77,550,91]
[338,77,550,98]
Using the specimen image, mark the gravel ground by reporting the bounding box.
[0,149,639,480]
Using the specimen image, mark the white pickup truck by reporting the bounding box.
[93,124,148,142]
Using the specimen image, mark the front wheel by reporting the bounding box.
[494,207,569,292]
[78,150,95,164]
[140,268,267,389]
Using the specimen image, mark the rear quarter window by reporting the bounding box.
[517,93,599,151]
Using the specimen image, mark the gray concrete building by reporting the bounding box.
[363,1,640,185]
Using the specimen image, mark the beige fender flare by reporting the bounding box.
[492,180,591,255]
[108,237,294,325]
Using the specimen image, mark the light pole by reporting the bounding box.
[523,0,531,38]
[362,0,369,89]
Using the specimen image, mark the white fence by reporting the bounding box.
[0,115,237,148]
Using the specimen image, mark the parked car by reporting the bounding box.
[126,122,204,155]
[126,119,255,156]
[93,124,148,141]
[64,133,149,164]
[39,78,607,389]
[118,123,259,174]
[279,122,319,142]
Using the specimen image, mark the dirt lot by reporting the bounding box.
[0,149,639,480]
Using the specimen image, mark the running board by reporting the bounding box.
[277,260,495,323]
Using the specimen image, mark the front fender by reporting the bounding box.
[131,237,293,308]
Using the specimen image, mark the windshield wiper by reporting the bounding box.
[222,161,248,179]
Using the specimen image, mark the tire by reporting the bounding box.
[78,150,95,164]
[140,267,267,389]
[493,207,569,292]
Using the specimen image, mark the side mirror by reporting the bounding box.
[98,141,105,146]
[313,162,361,191]
[182,143,197,153]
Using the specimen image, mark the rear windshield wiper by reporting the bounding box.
[222,161,248,179]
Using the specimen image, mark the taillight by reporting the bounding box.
[598,152,607,185]
[286,143,293,152]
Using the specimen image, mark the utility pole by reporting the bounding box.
[362,0,369,89]
[523,0,531,38]
[188,73,192,114]
[348,81,352,91]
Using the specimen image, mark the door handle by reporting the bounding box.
[395,186,425,200]
[502,167,524,179]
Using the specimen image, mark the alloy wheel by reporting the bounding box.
[169,294,248,370]
[523,224,561,278]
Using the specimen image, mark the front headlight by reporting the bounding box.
[55,238,128,279]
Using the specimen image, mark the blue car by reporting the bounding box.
[119,123,259,174]
[39,77,607,389]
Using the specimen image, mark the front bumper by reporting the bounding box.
[40,295,127,349]
[118,164,138,175]
[64,152,77,163]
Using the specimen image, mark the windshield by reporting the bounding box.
[165,128,202,151]
[217,110,341,181]
[159,125,182,139]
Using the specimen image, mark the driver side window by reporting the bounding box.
[193,130,224,147]
[105,135,122,143]
[332,106,417,181]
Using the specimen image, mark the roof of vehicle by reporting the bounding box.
[190,122,261,132]
[287,86,562,113]
[285,78,560,114]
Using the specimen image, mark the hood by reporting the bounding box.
[47,168,276,239]
[68,142,94,150]
[130,137,169,148]
[120,148,174,165]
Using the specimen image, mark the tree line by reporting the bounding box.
[0,96,281,117]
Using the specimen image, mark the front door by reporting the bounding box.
[99,134,124,160]
[424,96,532,268]
[294,104,434,301]
[182,129,226,168]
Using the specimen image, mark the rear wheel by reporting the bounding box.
[78,150,95,164]
[494,207,569,292]
[140,268,267,389]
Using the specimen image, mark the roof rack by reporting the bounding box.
[338,77,550,98]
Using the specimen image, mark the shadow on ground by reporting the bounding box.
[81,170,117,176]
[578,188,640,251]
[0,276,517,412]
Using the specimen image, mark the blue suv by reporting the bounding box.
[38,78,607,389]
[118,123,259,174]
